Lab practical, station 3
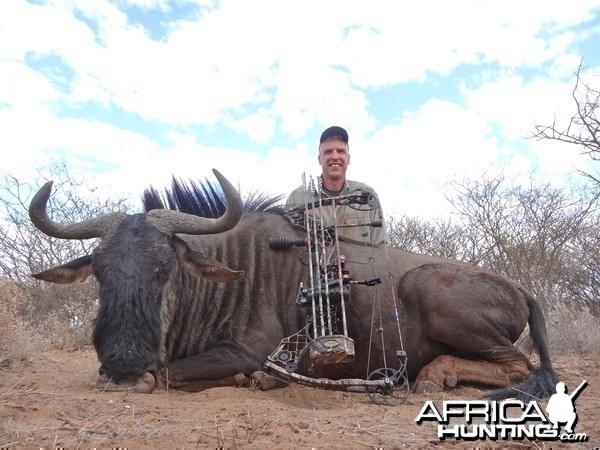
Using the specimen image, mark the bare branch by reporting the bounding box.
[532,59,600,183]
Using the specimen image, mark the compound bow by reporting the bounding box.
[264,174,409,406]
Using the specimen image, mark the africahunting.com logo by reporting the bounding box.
[415,380,589,443]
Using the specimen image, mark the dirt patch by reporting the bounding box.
[1,348,598,449]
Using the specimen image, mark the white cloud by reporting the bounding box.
[0,60,59,107]
[0,0,598,221]
[347,99,503,218]
[116,0,172,12]
[225,110,276,145]
[461,73,572,140]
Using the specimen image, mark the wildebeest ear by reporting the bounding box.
[173,237,244,282]
[182,253,245,282]
[32,255,93,284]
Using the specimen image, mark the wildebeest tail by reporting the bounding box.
[487,289,558,402]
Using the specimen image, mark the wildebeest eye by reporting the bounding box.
[152,267,160,273]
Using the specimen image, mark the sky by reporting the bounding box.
[1,0,599,220]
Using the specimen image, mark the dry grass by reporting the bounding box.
[0,283,44,368]
[0,377,291,448]
[546,302,600,357]
[0,279,96,369]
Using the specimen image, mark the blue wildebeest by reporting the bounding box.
[29,170,558,400]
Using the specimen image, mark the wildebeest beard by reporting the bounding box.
[92,215,175,382]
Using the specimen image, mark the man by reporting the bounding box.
[285,126,387,246]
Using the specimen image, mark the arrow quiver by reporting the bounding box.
[266,174,410,406]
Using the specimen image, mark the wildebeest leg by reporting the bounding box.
[413,352,530,394]
[167,372,248,391]
[164,343,289,391]
[398,262,541,396]
[167,371,288,391]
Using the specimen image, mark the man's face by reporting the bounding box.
[318,138,350,182]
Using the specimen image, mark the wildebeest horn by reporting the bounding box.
[146,169,244,236]
[29,181,127,240]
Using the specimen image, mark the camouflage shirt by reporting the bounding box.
[285,178,388,247]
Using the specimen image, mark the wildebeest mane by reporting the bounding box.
[142,176,285,217]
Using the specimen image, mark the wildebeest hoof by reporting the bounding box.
[413,380,443,394]
[445,375,457,387]
[96,372,156,393]
[251,371,289,390]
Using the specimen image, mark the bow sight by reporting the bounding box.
[265,174,409,406]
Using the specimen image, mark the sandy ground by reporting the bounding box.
[1,347,599,449]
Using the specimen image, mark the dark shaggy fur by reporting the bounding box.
[92,215,174,381]
[142,177,285,217]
